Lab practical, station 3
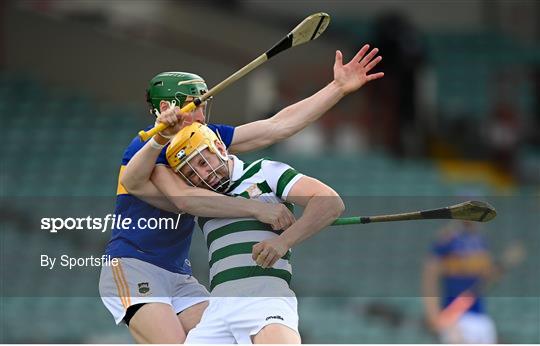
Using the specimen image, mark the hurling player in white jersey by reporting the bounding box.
[119,44,382,343]
[163,122,344,343]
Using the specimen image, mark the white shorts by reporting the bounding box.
[440,312,497,344]
[185,296,299,344]
[99,257,209,324]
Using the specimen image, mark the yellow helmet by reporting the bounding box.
[166,122,230,191]
[166,122,227,171]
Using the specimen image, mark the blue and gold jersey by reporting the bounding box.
[105,124,235,274]
[432,228,493,313]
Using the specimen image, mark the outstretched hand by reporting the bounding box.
[333,44,384,95]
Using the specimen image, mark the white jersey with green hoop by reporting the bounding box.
[196,155,304,293]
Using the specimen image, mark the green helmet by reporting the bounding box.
[146,72,208,116]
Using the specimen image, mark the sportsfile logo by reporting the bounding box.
[265,315,284,321]
[40,214,183,233]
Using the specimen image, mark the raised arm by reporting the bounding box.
[120,107,183,212]
[252,175,345,268]
[229,44,383,153]
[119,135,179,213]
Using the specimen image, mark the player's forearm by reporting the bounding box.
[270,81,345,139]
[229,82,346,153]
[161,187,268,219]
[280,193,344,248]
[151,166,272,218]
[121,135,168,191]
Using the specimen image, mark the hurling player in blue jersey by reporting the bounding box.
[100,44,384,343]
[422,220,498,343]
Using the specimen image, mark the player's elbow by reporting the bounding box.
[319,188,345,220]
[120,175,142,194]
[174,199,190,213]
[331,194,346,220]
[337,196,345,217]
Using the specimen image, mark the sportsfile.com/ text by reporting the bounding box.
[40,214,183,233]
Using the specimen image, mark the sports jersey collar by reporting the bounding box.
[229,155,244,182]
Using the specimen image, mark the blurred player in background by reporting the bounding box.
[422,220,497,343]
[101,44,383,343]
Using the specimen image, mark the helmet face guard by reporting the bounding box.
[166,123,230,193]
[178,146,230,193]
